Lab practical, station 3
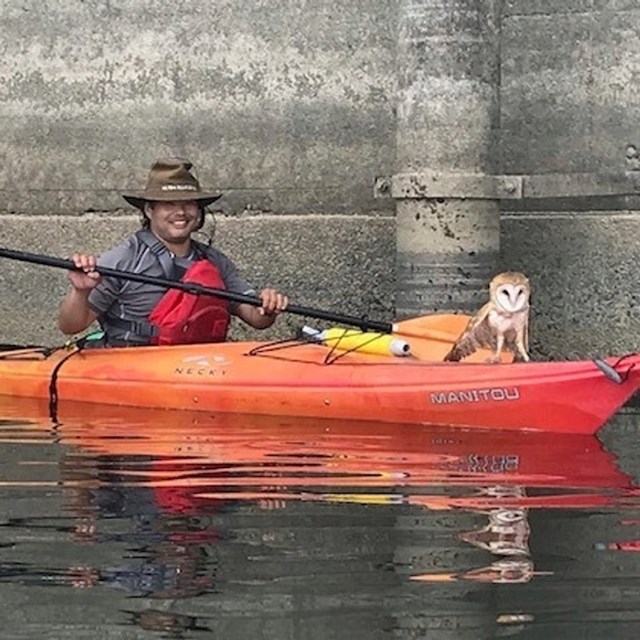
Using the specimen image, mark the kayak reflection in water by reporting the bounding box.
[57,158,288,348]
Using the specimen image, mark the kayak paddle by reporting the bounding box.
[0,246,468,340]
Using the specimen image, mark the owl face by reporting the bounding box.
[494,281,530,313]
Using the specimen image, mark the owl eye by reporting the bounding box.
[495,509,525,523]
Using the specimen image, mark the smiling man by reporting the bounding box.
[58,158,288,347]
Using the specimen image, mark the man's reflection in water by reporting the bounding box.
[412,486,552,584]
[67,535,212,598]
[62,454,221,633]
[125,609,210,635]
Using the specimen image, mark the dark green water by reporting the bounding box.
[1,397,640,639]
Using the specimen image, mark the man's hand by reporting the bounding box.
[258,288,289,316]
[68,254,102,290]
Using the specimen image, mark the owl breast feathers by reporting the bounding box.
[443,272,531,363]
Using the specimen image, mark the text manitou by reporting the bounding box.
[430,387,521,404]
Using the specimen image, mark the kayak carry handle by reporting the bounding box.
[593,358,624,384]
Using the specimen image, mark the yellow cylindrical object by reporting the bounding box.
[319,327,411,357]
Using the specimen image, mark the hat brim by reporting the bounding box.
[121,190,222,210]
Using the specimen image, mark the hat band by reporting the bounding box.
[160,184,198,192]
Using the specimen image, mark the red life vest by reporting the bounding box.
[148,259,230,345]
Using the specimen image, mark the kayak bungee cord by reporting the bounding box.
[0,334,102,422]
[47,332,110,420]
[0,344,58,359]
[248,328,409,365]
[47,348,81,422]
[247,335,358,365]
[0,343,73,421]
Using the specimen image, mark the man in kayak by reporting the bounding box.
[58,158,288,347]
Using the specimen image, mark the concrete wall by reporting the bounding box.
[0,0,396,215]
[500,1,640,357]
[1,0,640,358]
[501,0,640,176]
[0,0,397,344]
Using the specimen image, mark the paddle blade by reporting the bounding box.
[392,313,513,363]
[393,313,472,339]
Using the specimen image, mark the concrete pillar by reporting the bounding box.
[392,511,497,638]
[394,0,502,318]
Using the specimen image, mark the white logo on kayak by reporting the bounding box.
[175,354,231,376]
[180,355,231,367]
[430,387,520,404]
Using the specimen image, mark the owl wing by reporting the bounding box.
[443,303,492,362]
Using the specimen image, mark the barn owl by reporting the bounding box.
[444,272,531,363]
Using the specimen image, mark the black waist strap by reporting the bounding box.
[106,316,159,339]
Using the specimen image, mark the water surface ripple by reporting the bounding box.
[1,396,640,639]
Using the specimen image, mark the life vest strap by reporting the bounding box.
[136,230,178,279]
[136,230,204,280]
[106,315,159,338]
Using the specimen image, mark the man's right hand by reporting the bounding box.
[68,254,102,290]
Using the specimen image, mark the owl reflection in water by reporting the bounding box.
[444,271,531,364]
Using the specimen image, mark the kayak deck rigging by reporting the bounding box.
[0,345,56,360]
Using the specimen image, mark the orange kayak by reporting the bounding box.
[0,320,639,434]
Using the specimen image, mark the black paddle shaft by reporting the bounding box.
[0,246,393,333]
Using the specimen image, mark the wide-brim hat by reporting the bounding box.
[121,158,222,210]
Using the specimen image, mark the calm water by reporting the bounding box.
[1,397,640,639]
